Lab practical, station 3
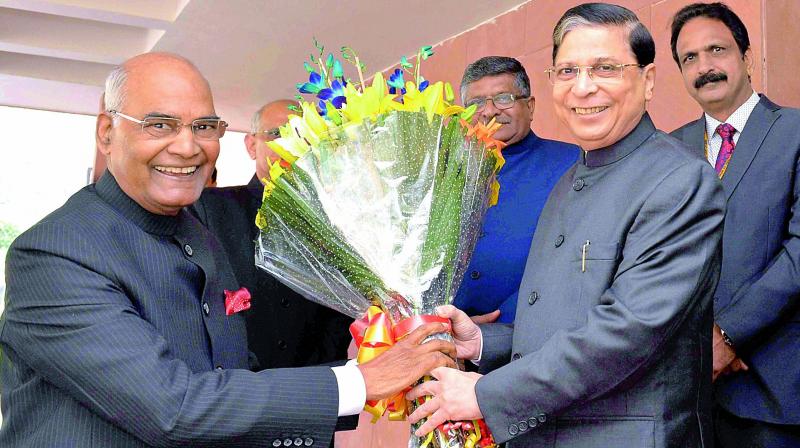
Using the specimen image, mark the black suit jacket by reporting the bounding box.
[192,175,352,370]
[672,95,800,424]
[0,173,342,447]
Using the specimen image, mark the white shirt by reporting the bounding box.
[331,363,367,416]
[703,91,760,167]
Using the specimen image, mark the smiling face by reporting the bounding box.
[97,54,220,216]
[552,25,655,151]
[463,73,534,145]
[675,17,753,121]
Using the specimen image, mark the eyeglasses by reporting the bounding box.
[107,110,228,141]
[252,128,280,139]
[464,93,528,111]
[545,63,645,85]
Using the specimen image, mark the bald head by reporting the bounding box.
[104,52,212,114]
[246,99,296,182]
[250,99,296,134]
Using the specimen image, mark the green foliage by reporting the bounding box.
[0,222,19,251]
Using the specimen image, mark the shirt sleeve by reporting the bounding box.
[331,360,366,416]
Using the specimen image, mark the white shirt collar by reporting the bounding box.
[704,91,760,137]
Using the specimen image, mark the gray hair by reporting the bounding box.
[459,56,531,103]
[551,3,655,66]
[552,16,594,53]
[103,64,128,124]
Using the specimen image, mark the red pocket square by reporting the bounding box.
[224,287,252,315]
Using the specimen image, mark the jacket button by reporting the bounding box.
[470,270,480,280]
[202,302,210,316]
[555,235,564,247]
[538,413,547,423]
[283,438,292,446]
[272,440,282,447]
[278,340,288,350]
[215,365,223,370]
[511,352,521,361]
[528,417,539,428]
[518,420,529,431]
[293,438,303,446]
[304,437,314,446]
[528,291,539,305]
[184,244,193,256]
[508,423,519,435]
[572,178,585,191]
[280,297,290,307]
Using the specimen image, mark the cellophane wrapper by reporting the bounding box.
[255,109,499,448]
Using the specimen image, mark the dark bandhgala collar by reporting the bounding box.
[581,112,656,168]
[95,171,179,236]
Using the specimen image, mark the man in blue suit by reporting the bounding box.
[0,52,455,447]
[670,3,800,446]
[454,56,578,324]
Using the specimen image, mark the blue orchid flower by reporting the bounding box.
[317,79,347,109]
[388,68,406,95]
[296,71,326,94]
[419,79,429,92]
[318,99,330,116]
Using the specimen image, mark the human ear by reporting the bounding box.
[96,114,114,155]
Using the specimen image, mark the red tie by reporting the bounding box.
[715,123,736,175]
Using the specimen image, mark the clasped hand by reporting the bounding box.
[405,305,486,436]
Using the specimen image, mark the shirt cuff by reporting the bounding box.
[331,360,366,416]
[471,329,484,366]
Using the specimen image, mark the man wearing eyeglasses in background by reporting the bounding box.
[454,56,578,325]
[0,52,457,447]
[407,4,725,447]
[192,100,352,374]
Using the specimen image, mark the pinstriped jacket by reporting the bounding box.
[0,173,340,447]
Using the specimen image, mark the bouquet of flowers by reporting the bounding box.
[254,42,502,448]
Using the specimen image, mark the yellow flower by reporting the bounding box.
[342,72,396,125]
[400,81,445,123]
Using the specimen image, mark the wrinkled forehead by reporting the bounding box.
[125,65,215,116]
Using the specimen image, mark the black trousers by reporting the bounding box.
[715,407,800,448]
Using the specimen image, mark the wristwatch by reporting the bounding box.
[719,327,734,347]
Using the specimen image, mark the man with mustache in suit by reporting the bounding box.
[670,3,800,446]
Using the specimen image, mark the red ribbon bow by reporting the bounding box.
[224,287,252,315]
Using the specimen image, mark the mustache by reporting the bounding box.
[694,71,727,89]
[477,116,511,125]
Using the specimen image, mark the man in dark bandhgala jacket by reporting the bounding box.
[193,99,352,371]
[408,4,724,447]
[0,52,455,448]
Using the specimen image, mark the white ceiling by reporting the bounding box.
[0,0,527,131]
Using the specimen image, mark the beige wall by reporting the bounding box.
[337,1,800,446]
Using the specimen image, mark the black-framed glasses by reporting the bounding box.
[545,63,645,85]
[107,110,228,141]
[464,93,528,111]
[252,127,280,139]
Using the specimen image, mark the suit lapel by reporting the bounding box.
[721,97,780,200]
[685,118,706,158]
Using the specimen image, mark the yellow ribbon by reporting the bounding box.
[352,306,408,423]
